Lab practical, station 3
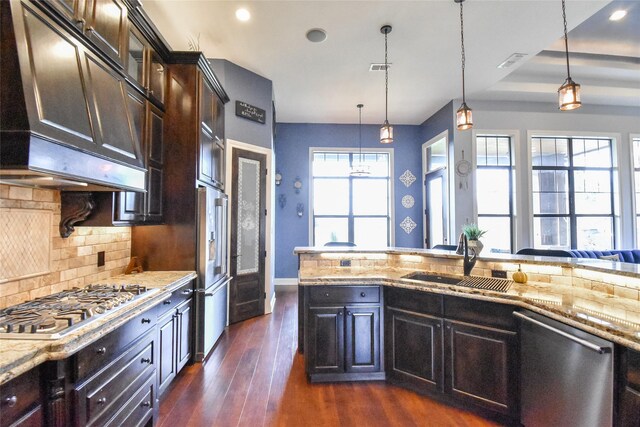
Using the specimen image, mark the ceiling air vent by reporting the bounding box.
[497,53,527,69]
[369,63,391,72]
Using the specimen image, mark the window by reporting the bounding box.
[311,151,391,247]
[531,136,614,250]
[634,137,640,246]
[475,135,514,252]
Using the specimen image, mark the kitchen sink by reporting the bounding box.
[402,272,513,293]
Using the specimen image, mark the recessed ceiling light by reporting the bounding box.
[235,8,251,22]
[609,10,627,21]
[306,28,327,43]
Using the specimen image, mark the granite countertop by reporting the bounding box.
[299,266,640,352]
[0,271,197,385]
[293,246,640,278]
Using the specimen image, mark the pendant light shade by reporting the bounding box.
[351,104,370,176]
[558,0,581,111]
[380,25,393,144]
[455,0,473,131]
[456,102,473,131]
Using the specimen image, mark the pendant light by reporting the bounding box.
[380,25,393,144]
[558,0,581,110]
[351,104,370,176]
[455,0,473,130]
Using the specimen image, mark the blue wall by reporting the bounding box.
[420,101,454,144]
[209,59,273,149]
[274,123,425,278]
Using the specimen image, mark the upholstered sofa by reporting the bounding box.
[516,248,640,264]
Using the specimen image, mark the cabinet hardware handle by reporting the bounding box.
[347,311,352,316]
[86,26,94,32]
[141,318,151,324]
[149,89,154,95]
[96,347,106,354]
[446,326,451,330]
[97,397,107,405]
[338,311,343,316]
[182,289,193,295]
[75,18,86,25]
[141,358,151,364]
[163,300,172,305]
[4,395,17,407]
[436,324,441,328]
[360,292,366,297]
[325,293,330,297]
[141,401,151,407]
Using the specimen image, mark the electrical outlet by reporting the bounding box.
[491,269,507,279]
[97,251,105,267]
[339,259,351,267]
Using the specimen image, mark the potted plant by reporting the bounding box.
[462,223,487,255]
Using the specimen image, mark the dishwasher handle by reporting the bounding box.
[514,311,612,354]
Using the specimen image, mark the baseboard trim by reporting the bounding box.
[274,278,299,288]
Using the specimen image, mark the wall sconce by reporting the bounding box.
[279,194,287,208]
[294,177,302,194]
[275,171,282,186]
[296,203,304,217]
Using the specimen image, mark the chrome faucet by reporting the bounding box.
[457,233,477,276]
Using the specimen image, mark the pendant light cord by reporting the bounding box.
[459,1,466,103]
[561,0,572,80]
[358,105,363,162]
[384,31,389,121]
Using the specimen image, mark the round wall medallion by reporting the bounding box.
[401,195,415,208]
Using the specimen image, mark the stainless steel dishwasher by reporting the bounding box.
[515,310,614,427]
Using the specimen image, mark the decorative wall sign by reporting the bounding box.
[399,216,417,234]
[236,100,266,124]
[401,195,415,208]
[399,170,416,187]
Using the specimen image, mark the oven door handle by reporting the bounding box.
[514,311,611,354]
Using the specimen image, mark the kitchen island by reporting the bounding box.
[295,247,640,425]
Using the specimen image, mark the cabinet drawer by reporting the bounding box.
[157,281,194,318]
[104,373,155,427]
[385,287,443,316]
[76,329,155,426]
[75,305,157,380]
[443,296,516,330]
[0,368,41,426]
[309,286,380,305]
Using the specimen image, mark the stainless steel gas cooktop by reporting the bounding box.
[0,284,158,340]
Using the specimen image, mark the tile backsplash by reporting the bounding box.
[0,184,131,309]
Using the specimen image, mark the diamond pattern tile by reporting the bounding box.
[0,209,51,281]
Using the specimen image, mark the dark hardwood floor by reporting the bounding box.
[158,288,502,427]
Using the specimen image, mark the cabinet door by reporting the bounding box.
[83,0,128,66]
[126,27,146,88]
[145,105,164,222]
[148,49,166,104]
[386,307,443,393]
[345,305,381,373]
[198,79,215,185]
[176,299,192,372]
[84,53,144,167]
[157,310,177,396]
[444,320,518,416]
[18,5,95,149]
[306,307,344,375]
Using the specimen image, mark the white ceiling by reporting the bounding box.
[143,0,622,125]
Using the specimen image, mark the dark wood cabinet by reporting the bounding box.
[0,367,42,427]
[618,348,640,427]
[44,0,86,25]
[198,78,225,189]
[384,288,519,422]
[385,306,443,394]
[444,319,518,416]
[82,0,128,66]
[304,286,383,382]
[157,282,194,396]
[306,306,345,375]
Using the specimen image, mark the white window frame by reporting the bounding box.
[631,133,640,247]
[422,130,449,248]
[308,147,395,247]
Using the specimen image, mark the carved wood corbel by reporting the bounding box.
[59,192,96,238]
